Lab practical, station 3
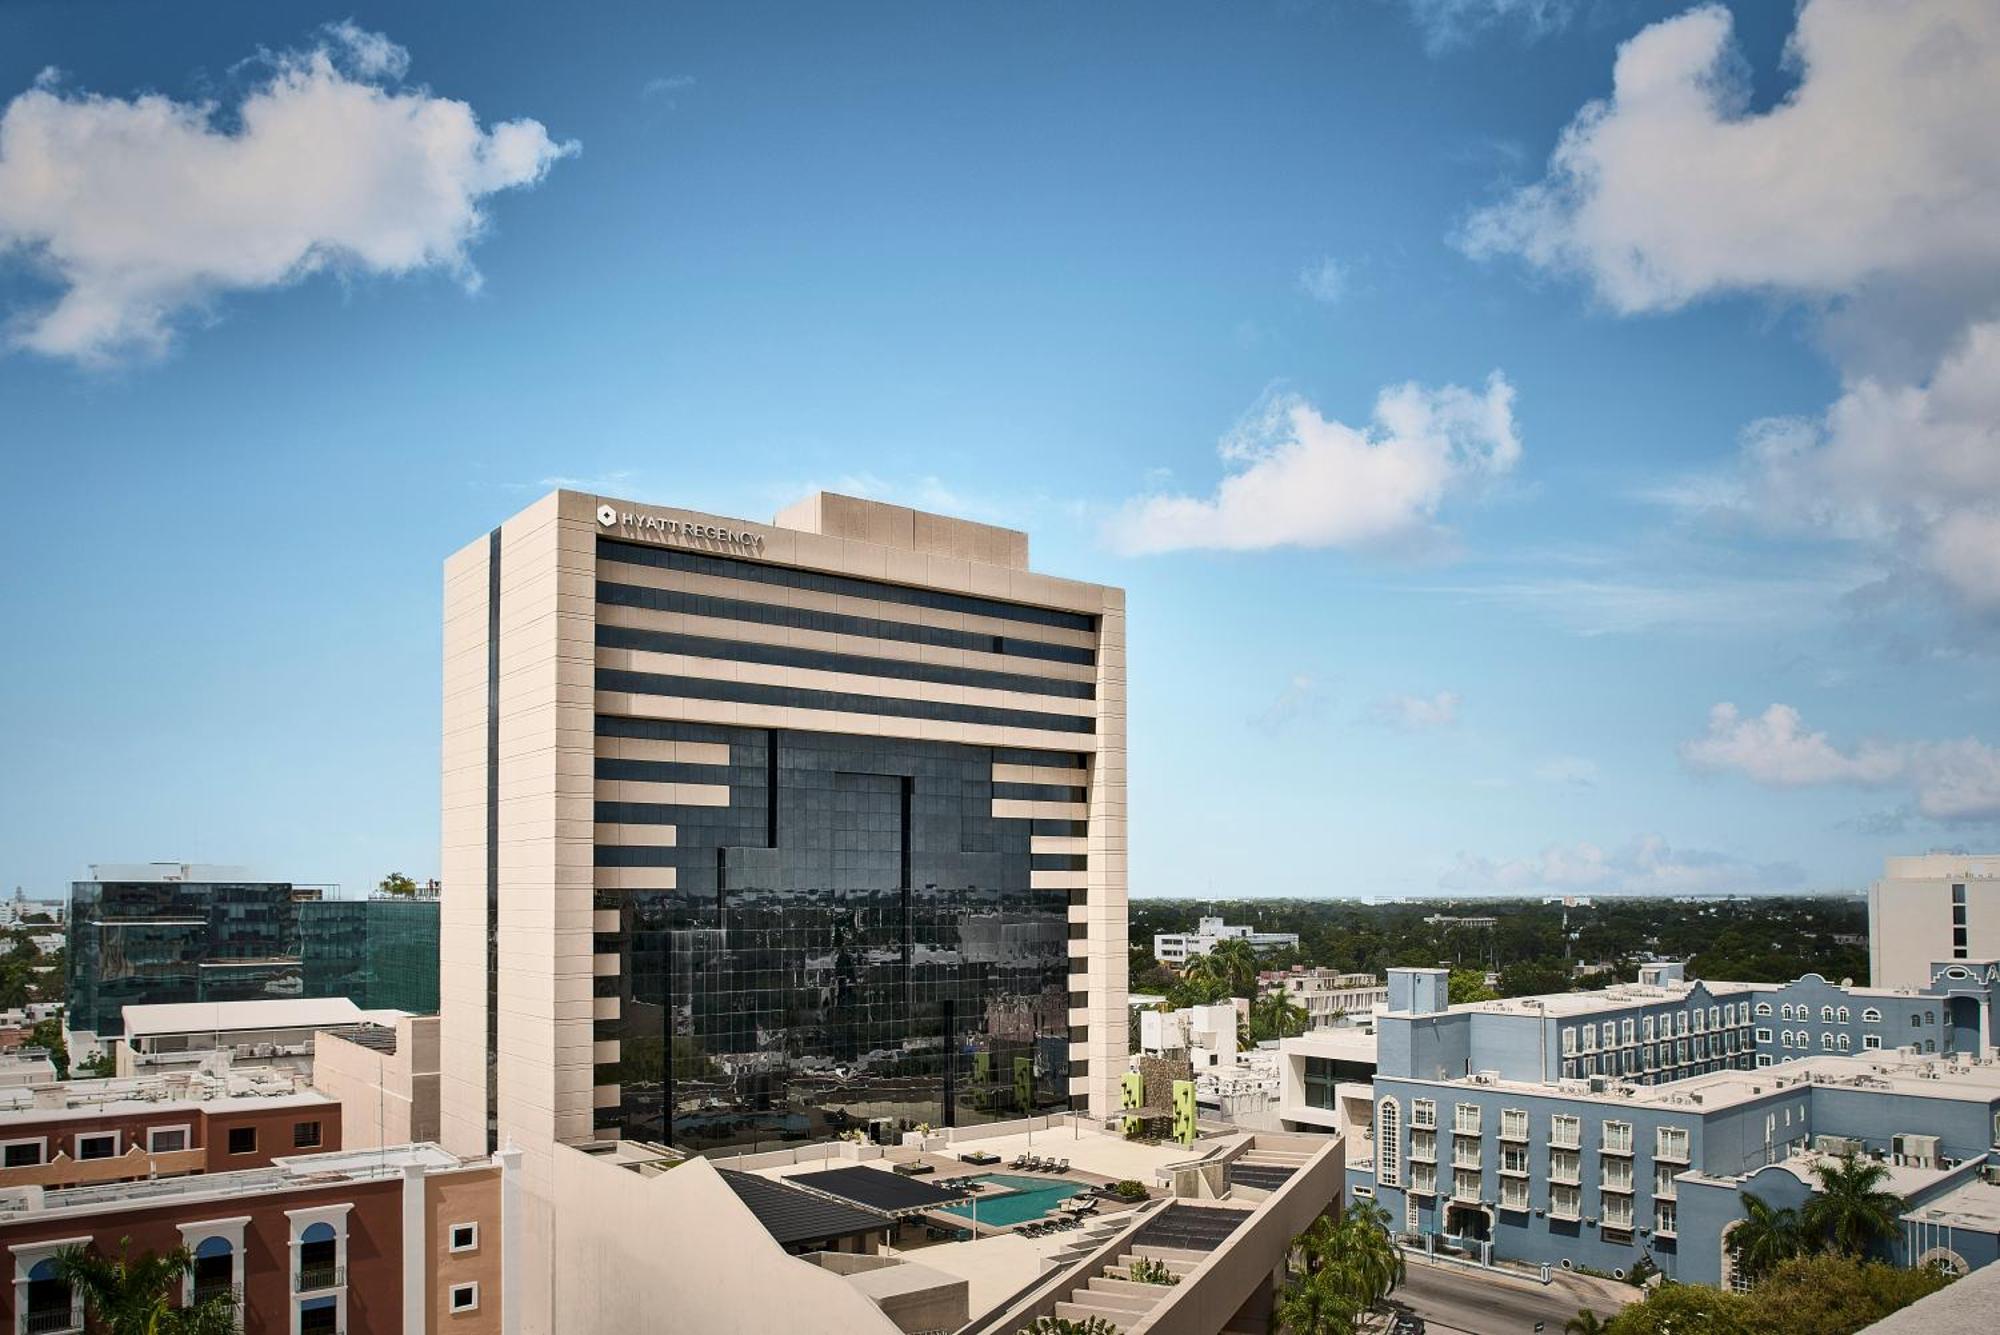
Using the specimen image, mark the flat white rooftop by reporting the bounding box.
[121,997,406,1037]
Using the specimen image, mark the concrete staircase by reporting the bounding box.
[1050,1245,1205,1328]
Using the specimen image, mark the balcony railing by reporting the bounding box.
[24,1308,82,1334]
[296,1265,346,1293]
[192,1281,243,1306]
[1451,1180,1482,1204]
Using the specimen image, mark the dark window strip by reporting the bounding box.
[993,782,1088,804]
[598,537,1096,633]
[596,669,1096,735]
[597,625,1094,701]
[596,581,1095,667]
[596,716,740,745]
[1030,819,1091,838]
[595,758,732,786]
[595,845,683,868]
[594,801,684,825]
[1033,854,1090,872]
[993,747,1089,771]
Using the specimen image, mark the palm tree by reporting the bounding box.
[1207,938,1258,997]
[1804,1151,1906,1258]
[52,1241,239,1335]
[1725,1192,1807,1285]
[1563,1310,1609,1335]
[1272,1267,1361,1335]
[1257,990,1308,1041]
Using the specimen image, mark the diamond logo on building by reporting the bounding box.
[596,504,617,527]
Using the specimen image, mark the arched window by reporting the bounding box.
[25,1258,73,1329]
[1755,1003,1772,1018]
[1837,1034,1850,1051]
[1837,1007,1850,1023]
[1378,1098,1402,1187]
[191,1236,234,1303]
[1862,1008,1880,1023]
[1924,1011,1936,1026]
[1820,1006,1834,1022]
[1913,1015,1924,1028]
[1820,1033,1834,1050]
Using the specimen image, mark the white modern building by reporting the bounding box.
[441,488,1127,1334]
[1259,968,1388,1029]
[1153,916,1298,965]
[1137,1002,1239,1071]
[1870,853,2000,989]
[1275,1026,1378,1138]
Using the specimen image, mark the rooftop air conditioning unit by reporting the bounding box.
[1588,1076,1608,1094]
[1891,1133,1939,1168]
[1814,1135,1862,1157]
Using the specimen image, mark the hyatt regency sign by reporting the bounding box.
[596,503,765,551]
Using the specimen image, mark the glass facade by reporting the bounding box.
[591,722,1072,1155]
[69,879,438,1036]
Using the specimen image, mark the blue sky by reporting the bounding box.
[2,0,1997,900]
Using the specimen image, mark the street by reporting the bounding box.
[1386,1255,1629,1335]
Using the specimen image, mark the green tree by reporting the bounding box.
[1447,968,1497,1005]
[1206,938,1259,997]
[52,1241,240,1335]
[1564,1310,1609,1335]
[1739,1254,1952,1334]
[1017,1317,1121,1335]
[1605,1254,1950,1335]
[29,1016,68,1078]
[377,872,419,897]
[1725,1192,1808,1285]
[1497,959,1570,998]
[77,1051,118,1078]
[1253,990,1308,1042]
[1803,1152,1905,1258]
[1272,1267,1361,1335]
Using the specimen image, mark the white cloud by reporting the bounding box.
[1458,1,2000,316]
[1373,690,1460,731]
[1535,755,1600,786]
[1106,373,1519,555]
[1680,702,2000,822]
[1670,321,2000,609]
[1461,0,2000,624]
[1442,834,1803,895]
[0,27,575,363]
[641,74,697,102]
[1252,673,1325,734]
[1297,257,1347,304]
[1403,0,1581,55]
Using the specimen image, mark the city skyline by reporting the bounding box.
[5,1,2000,905]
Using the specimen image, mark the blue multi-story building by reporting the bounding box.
[1342,960,2000,1284]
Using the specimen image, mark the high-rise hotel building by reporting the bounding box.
[439,489,1125,1315]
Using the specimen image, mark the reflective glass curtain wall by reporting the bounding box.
[593,724,1072,1154]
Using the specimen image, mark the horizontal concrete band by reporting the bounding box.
[597,623,1094,700]
[596,536,1098,634]
[594,563,1098,662]
[596,668,1096,735]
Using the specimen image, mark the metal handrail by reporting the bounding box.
[295,1264,346,1292]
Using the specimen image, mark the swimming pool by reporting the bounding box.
[939,1174,1085,1228]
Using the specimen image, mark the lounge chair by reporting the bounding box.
[1010,1155,1029,1169]
[1055,1158,1069,1173]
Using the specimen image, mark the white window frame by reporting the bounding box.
[1551,1114,1580,1149]
[1756,1027,1772,1043]
[1454,1102,1481,1135]
[1755,1003,1771,1017]
[1549,1183,1581,1221]
[449,1281,480,1313]
[1654,1199,1677,1236]
[1500,1175,1529,1211]
[73,1131,119,1162]
[1377,1098,1401,1187]
[1861,1007,1881,1023]
[0,1137,46,1169]
[1411,1098,1436,1129]
[176,1216,250,1309]
[146,1124,192,1154]
[11,1234,91,1335]
[1863,1034,1881,1051]
[1601,1121,1633,1154]
[448,1222,479,1254]
[1500,1108,1528,1140]
[1656,1126,1689,1161]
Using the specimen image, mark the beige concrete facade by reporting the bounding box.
[1869,854,2000,989]
[313,1015,441,1149]
[441,489,1127,1335]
